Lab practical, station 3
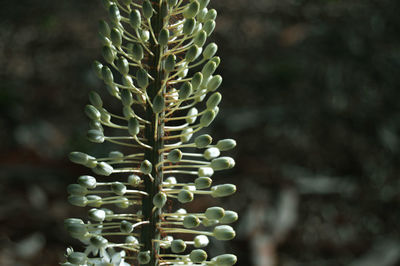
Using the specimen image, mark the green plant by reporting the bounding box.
[63,0,237,265]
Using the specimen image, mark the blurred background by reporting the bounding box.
[1,0,400,265]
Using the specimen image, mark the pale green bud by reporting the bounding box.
[152,95,164,113]
[213,225,236,240]
[139,29,150,42]
[210,56,221,67]
[194,177,212,189]
[178,189,194,203]
[165,54,176,72]
[202,61,217,78]
[180,127,193,142]
[211,184,236,198]
[111,182,127,195]
[78,175,96,189]
[205,206,225,220]
[142,0,153,19]
[136,68,149,88]
[205,9,217,21]
[160,236,173,249]
[190,249,207,263]
[129,43,144,61]
[168,149,182,163]
[210,157,235,170]
[164,176,177,185]
[206,92,222,110]
[195,134,212,148]
[183,18,196,35]
[128,117,140,136]
[204,147,220,160]
[125,235,139,244]
[93,162,113,176]
[109,4,121,24]
[68,195,88,207]
[100,108,111,123]
[192,72,203,90]
[171,239,186,253]
[89,120,103,132]
[203,19,216,36]
[116,197,130,208]
[216,139,236,151]
[199,0,210,9]
[183,0,200,19]
[87,129,104,143]
[110,28,122,47]
[153,192,167,208]
[200,109,216,127]
[98,20,110,38]
[67,184,87,196]
[194,30,207,47]
[220,211,238,224]
[84,104,101,121]
[69,151,90,165]
[93,61,103,79]
[129,10,141,30]
[198,167,214,177]
[87,195,102,207]
[158,28,169,46]
[185,45,201,62]
[88,91,103,109]
[202,217,218,227]
[186,107,198,124]
[203,43,218,59]
[90,235,108,248]
[88,208,106,222]
[116,57,129,75]
[197,8,208,23]
[128,174,141,186]
[106,84,119,97]
[183,215,200,228]
[140,160,152,174]
[194,235,209,248]
[120,220,133,233]
[121,90,133,106]
[207,75,223,91]
[101,66,114,84]
[212,254,237,266]
[179,81,192,99]
[67,252,87,265]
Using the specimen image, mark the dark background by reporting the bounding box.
[1,0,400,265]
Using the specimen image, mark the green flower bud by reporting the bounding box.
[139,29,150,42]
[129,10,141,30]
[185,45,201,62]
[212,254,237,266]
[68,195,88,207]
[195,134,212,148]
[216,139,236,151]
[109,4,121,24]
[138,251,151,264]
[204,147,220,160]
[194,177,212,189]
[183,18,196,35]
[100,108,111,123]
[153,192,167,208]
[168,0,178,6]
[67,184,87,196]
[199,0,210,9]
[93,61,103,79]
[152,94,164,113]
[158,28,169,46]
[109,150,124,161]
[205,9,217,21]
[165,54,176,72]
[171,239,186,253]
[207,75,222,92]
[206,92,222,110]
[160,236,173,249]
[164,176,177,185]
[142,0,153,19]
[197,8,208,23]
[183,0,200,18]
[140,160,152,174]
[202,217,219,227]
[115,57,129,75]
[98,20,110,38]
[87,129,104,143]
[210,157,235,170]
[211,184,236,198]
[78,175,97,189]
[111,182,127,195]
[84,104,101,121]
[106,84,119,97]
[101,66,114,84]
[120,220,133,233]
[88,208,106,222]
[67,252,87,265]
[194,30,207,47]
[122,106,135,118]
[121,90,133,106]
[194,235,209,248]
[127,174,141,186]
[200,109,216,127]
[178,189,194,203]
[220,210,238,224]
[90,235,108,248]
[191,72,203,91]
[65,218,86,235]
[69,151,90,165]
[128,117,140,136]
[88,91,103,109]
[136,68,149,88]
[203,43,218,59]
[180,127,193,142]
[92,162,113,176]
[87,195,102,207]
[202,61,217,78]
[203,19,216,36]
[179,81,192,99]
[116,197,130,208]
[198,167,214,177]
[190,249,208,263]
[205,206,225,220]
[183,215,200,228]
[213,225,236,240]
[129,43,144,61]
[89,120,103,132]
[110,28,122,47]
[186,107,198,124]
[210,56,221,67]
[167,149,182,163]
[125,235,139,244]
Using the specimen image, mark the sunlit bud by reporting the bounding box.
[216,139,236,152]
[181,127,193,142]
[183,215,200,228]
[67,252,87,265]
[165,54,176,72]
[93,162,113,176]
[69,151,90,165]
[207,75,223,91]
[87,129,104,143]
[213,225,236,240]
[195,134,212,148]
[116,197,130,208]
[194,235,209,248]
[84,104,101,121]
[125,235,139,245]
[87,195,102,207]
[220,210,238,224]
[194,30,207,47]
[202,217,218,227]
[68,195,88,207]
[109,4,121,24]
[98,20,110,38]
[139,29,150,42]
[78,175,97,189]
[183,18,196,35]
[202,61,217,78]
[160,236,173,248]
[153,192,167,208]
[200,109,216,127]
[186,107,198,124]
[153,95,165,113]
[88,208,106,222]
[112,182,127,195]
[164,176,177,186]
[198,167,214,177]
[171,239,187,253]
[93,61,103,79]
[90,235,108,248]
[185,45,201,62]
[129,10,141,30]
[101,66,114,85]
[178,67,189,78]
[211,157,235,170]
[128,118,140,136]
[120,220,133,233]
[205,206,225,220]
[110,28,122,47]
[129,43,144,61]
[210,56,221,67]
[211,184,236,198]
[115,57,129,75]
[179,81,192,99]
[192,73,203,91]
[197,8,207,23]
[128,174,141,186]
[205,9,217,21]
[203,43,218,59]
[158,28,169,46]
[67,184,87,196]
[178,189,194,203]
[142,0,153,19]
[198,0,210,9]
[204,147,220,160]
[140,160,152,174]
[212,254,237,266]
[194,177,212,189]
[206,93,222,110]
[138,251,151,264]
[203,19,216,36]
[183,0,200,18]
[187,249,207,263]
[137,68,149,88]
[167,149,182,163]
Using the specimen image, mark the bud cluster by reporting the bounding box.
[63,0,237,265]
